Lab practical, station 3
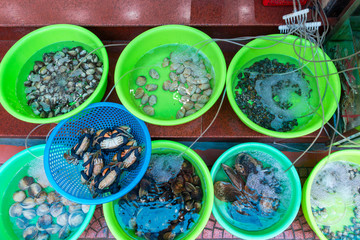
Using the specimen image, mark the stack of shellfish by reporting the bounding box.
[63,126,142,198]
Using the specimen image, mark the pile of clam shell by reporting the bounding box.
[24,46,103,118]
[9,176,90,239]
[134,51,213,118]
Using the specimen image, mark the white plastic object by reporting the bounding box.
[278,21,322,33]
[282,8,309,25]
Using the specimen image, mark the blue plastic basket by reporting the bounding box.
[44,102,152,205]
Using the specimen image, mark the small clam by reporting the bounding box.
[59,225,71,239]
[69,204,81,213]
[36,232,50,240]
[162,58,170,68]
[162,80,171,91]
[145,84,158,92]
[28,183,42,198]
[195,87,202,94]
[136,76,147,86]
[170,63,180,71]
[176,65,185,75]
[149,95,157,106]
[178,83,187,96]
[21,198,36,209]
[23,225,38,240]
[183,101,194,111]
[185,109,197,117]
[135,87,145,99]
[206,73,212,79]
[37,214,53,231]
[46,191,60,204]
[81,205,90,214]
[143,105,155,116]
[180,95,190,104]
[183,68,192,78]
[179,74,186,84]
[36,203,50,216]
[149,69,159,79]
[191,93,201,102]
[141,93,149,105]
[9,203,23,217]
[186,76,195,85]
[46,224,61,235]
[50,202,65,218]
[169,72,178,82]
[16,217,29,229]
[34,191,47,205]
[69,211,85,228]
[197,95,209,104]
[187,85,196,96]
[195,103,205,110]
[23,209,37,220]
[57,212,69,227]
[203,89,213,97]
[19,176,34,191]
[60,196,77,206]
[194,201,202,213]
[163,232,176,240]
[185,200,194,211]
[199,83,210,90]
[193,175,201,186]
[13,191,26,202]
[198,77,209,84]
[169,81,179,92]
[176,108,186,119]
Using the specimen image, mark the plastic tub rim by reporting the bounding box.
[210,142,302,240]
[114,24,226,126]
[0,24,109,124]
[103,140,214,240]
[44,102,152,205]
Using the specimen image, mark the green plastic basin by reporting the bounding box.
[211,142,301,240]
[302,150,360,239]
[226,34,341,138]
[115,25,226,126]
[103,140,214,240]
[0,24,109,124]
[0,144,95,239]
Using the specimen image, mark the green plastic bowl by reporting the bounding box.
[103,140,214,240]
[0,24,109,124]
[115,25,226,126]
[302,150,360,240]
[211,142,301,240]
[0,144,95,239]
[226,34,340,138]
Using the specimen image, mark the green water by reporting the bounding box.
[15,41,101,116]
[232,54,319,131]
[129,44,215,120]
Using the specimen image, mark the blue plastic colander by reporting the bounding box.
[44,102,152,205]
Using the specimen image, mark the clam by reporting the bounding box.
[187,85,196,96]
[28,183,42,198]
[57,212,69,227]
[145,84,158,92]
[21,198,36,209]
[162,80,171,91]
[36,203,50,216]
[185,109,196,117]
[179,74,186,84]
[47,191,60,204]
[13,191,26,202]
[178,83,187,96]
[135,87,145,99]
[141,93,149,105]
[197,95,209,104]
[149,69,159,79]
[36,232,50,240]
[148,95,157,106]
[194,103,205,110]
[194,201,202,213]
[183,68,192,78]
[183,101,194,111]
[191,93,201,102]
[136,76,147,86]
[203,89,213,97]
[23,225,38,240]
[34,191,47,205]
[170,63,180,71]
[163,232,176,240]
[206,73,212,79]
[169,72,179,82]
[9,203,23,217]
[46,224,61,235]
[169,81,179,92]
[23,209,37,220]
[59,225,71,239]
[180,95,190,104]
[198,77,209,84]
[143,105,154,116]
[193,175,201,186]
[195,87,202,94]
[61,196,77,206]
[185,200,194,211]
[19,176,34,191]
[81,205,90,214]
[16,217,29,229]
[199,83,210,90]
[176,108,186,119]
[176,65,185,75]
[68,204,81,213]
[191,186,203,201]
[36,214,52,231]
[69,211,85,228]
[162,58,170,68]
[50,202,65,218]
